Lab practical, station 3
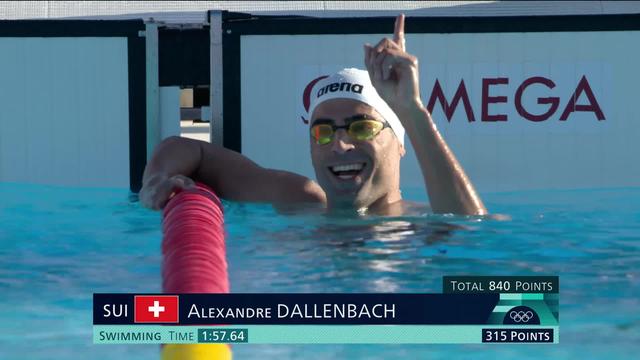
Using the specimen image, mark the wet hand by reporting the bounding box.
[139,174,195,210]
[364,14,423,113]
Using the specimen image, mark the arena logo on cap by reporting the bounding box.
[317,82,364,98]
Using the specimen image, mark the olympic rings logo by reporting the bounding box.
[509,310,534,323]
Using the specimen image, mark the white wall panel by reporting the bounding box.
[0,37,130,188]
[0,2,490,21]
[239,31,640,193]
[160,86,181,139]
[3,1,640,22]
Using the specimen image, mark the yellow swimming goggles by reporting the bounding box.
[310,115,390,145]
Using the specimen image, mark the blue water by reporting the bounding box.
[0,183,638,359]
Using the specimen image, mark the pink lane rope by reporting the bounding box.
[162,183,229,294]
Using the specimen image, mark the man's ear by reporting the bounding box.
[399,143,406,157]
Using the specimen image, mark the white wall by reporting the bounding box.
[0,2,489,20]
[239,31,640,193]
[0,37,130,188]
[3,1,640,22]
[160,86,181,139]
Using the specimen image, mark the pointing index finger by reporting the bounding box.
[393,14,406,51]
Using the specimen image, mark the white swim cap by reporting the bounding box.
[302,68,405,146]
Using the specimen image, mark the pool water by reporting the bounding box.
[0,183,638,359]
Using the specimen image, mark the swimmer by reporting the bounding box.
[140,14,486,216]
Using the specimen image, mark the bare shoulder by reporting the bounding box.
[272,178,326,215]
[301,178,327,203]
[267,170,326,209]
[370,199,431,216]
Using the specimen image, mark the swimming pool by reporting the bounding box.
[0,182,638,359]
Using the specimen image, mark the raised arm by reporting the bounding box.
[140,136,325,210]
[364,14,487,215]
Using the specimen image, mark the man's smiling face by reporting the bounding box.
[310,98,405,210]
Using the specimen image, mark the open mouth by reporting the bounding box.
[329,163,366,180]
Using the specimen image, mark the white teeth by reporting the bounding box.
[331,163,364,172]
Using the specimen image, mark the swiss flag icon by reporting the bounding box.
[134,295,179,323]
